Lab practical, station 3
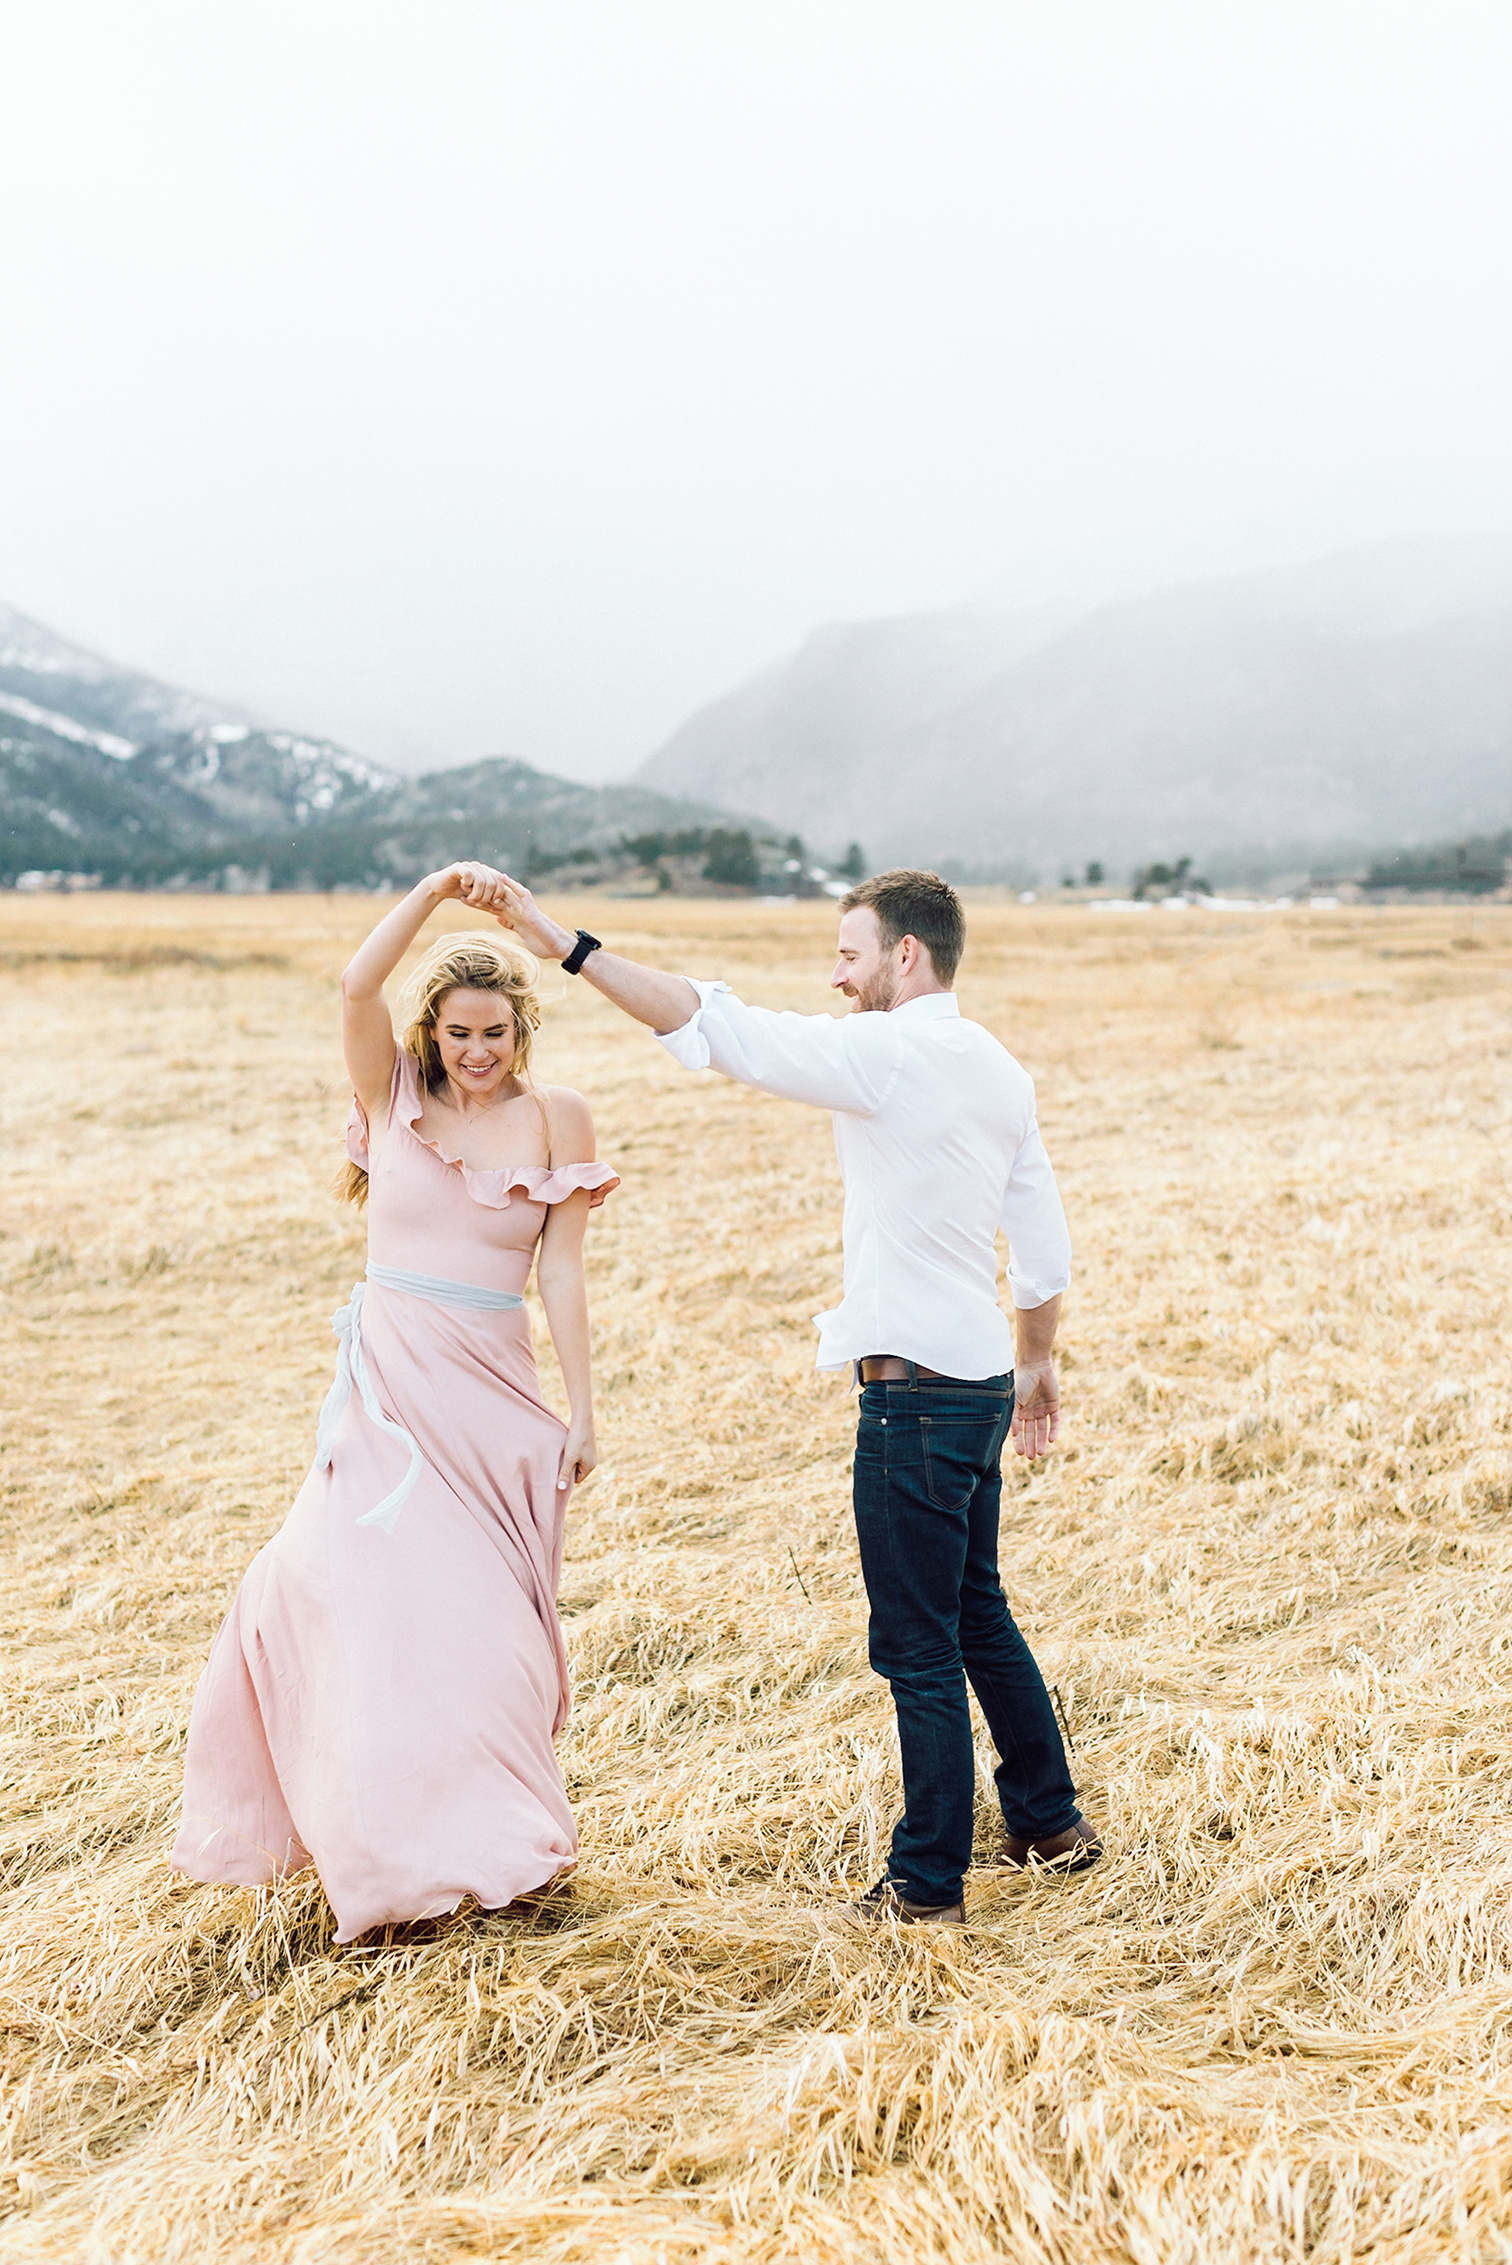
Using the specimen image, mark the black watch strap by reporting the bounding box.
[561,927,602,975]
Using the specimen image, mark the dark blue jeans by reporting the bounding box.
[852,1375,1079,1905]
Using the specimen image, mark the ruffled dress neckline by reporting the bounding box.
[347,1052,620,1214]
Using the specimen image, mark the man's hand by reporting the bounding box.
[489,873,577,962]
[424,861,571,953]
[487,874,700,1033]
[1010,1358,1060,1460]
[1010,1292,1062,1460]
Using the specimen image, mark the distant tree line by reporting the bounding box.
[615,828,866,894]
[1363,831,1510,894]
[523,844,604,877]
[7,810,872,897]
[1131,856,1211,900]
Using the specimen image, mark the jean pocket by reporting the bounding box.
[919,1414,999,1510]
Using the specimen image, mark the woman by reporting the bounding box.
[172,862,616,1941]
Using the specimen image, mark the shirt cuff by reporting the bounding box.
[1007,1267,1071,1309]
[653,978,731,1071]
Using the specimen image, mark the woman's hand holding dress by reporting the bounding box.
[559,1411,597,1490]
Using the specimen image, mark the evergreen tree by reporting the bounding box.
[703,829,759,889]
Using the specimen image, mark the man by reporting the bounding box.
[489,864,1100,1924]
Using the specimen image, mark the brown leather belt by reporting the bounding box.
[858,1356,946,1383]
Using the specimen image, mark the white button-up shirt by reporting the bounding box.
[657,983,1072,1380]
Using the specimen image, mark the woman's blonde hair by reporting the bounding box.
[339,930,543,1206]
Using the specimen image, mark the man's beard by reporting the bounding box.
[850,965,901,1014]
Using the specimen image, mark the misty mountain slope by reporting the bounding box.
[0,717,216,877]
[1,722,733,889]
[384,755,730,844]
[0,715,405,884]
[911,593,1512,874]
[634,535,1512,876]
[0,609,742,886]
[1202,528,1512,635]
[133,727,394,830]
[298,757,739,887]
[0,604,257,748]
[638,607,1078,847]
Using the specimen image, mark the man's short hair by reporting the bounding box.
[839,868,966,987]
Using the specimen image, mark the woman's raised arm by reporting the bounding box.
[340,863,496,1117]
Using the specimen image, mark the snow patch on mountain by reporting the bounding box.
[0,603,259,743]
[261,731,393,795]
[0,692,137,759]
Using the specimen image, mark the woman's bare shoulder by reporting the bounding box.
[539,1083,595,1159]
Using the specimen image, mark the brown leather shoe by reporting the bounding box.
[849,1876,964,1926]
[1002,1813,1103,1873]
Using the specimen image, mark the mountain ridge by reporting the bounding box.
[0,602,262,750]
[634,534,1512,880]
[0,610,736,888]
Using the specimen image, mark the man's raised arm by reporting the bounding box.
[484,871,889,1116]
[491,874,699,1033]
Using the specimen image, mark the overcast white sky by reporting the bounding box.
[3,1,1510,779]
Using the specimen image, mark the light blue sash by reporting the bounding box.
[364,1261,525,1312]
[315,1265,525,1535]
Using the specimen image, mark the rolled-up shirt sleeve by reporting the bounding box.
[1000,1121,1072,1308]
[655,980,894,1115]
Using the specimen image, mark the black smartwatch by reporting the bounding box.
[560,927,602,975]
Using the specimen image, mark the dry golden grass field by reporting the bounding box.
[2,889,1512,2265]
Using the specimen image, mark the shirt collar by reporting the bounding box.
[890,991,960,1020]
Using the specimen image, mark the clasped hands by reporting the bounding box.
[435,862,571,961]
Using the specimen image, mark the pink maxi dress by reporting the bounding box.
[172,1051,618,1940]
